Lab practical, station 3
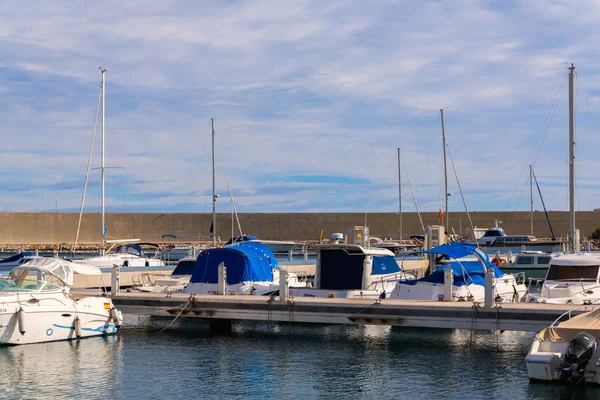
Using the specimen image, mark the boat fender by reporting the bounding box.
[17,307,26,334]
[110,308,123,328]
[74,316,82,339]
[491,258,501,267]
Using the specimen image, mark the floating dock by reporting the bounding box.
[109,292,596,333]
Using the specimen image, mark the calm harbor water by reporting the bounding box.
[0,318,595,399]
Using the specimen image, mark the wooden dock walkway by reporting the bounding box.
[108,292,597,333]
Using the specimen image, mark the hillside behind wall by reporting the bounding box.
[1,211,600,244]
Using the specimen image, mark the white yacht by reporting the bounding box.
[501,250,559,279]
[525,253,600,304]
[0,257,122,345]
[391,243,526,302]
[185,242,305,295]
[224,235,296,254]
[289,243,414,299]
[76,243,165,268]
[526,308,600,385]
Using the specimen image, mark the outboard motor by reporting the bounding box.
[559,332,597,386]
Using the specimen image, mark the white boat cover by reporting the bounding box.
[539,308,600,342]
[9,257,102,287]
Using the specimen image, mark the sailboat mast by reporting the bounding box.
[397,147,402,241]
[530,164,533,236]
[568,64,577,251]
[101,68,107,255]
[211,117,217,247]
[440,109,448,232]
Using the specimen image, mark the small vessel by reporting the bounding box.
[224,235,297,254]
[0,252,36,270]
[477,221,507,246]
[525,253,600,304]
[526,308,600,385]
[289,243,414,299]
[135,257,197,293]
[391,243,526,302]
[75,243,165,268]
[185,242,305,295]
[0,257,121,345]
[369,237,421,254]
[500,250,559,279]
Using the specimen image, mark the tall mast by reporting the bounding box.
[211,117,217,247]
[397,147,402,241]
[440,109,448,232]
[568,64,577,251]
[530,165,533,236]
[101,68,107,255]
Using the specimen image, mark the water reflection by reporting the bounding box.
[0,321,596,399]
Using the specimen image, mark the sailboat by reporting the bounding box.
[74,69,165,270]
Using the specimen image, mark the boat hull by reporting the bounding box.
[0,296,117,345]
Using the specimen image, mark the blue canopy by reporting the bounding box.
[400,242,504,286]
[110,244,145,257]
[189,242,276,284]
[372,256,401,275]
[400,261,505,286]
[423,243,490,264]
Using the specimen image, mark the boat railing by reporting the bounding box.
[550,309,575,326]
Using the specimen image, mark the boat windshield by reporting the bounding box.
[0,279,63,293]
[546,265,599,281]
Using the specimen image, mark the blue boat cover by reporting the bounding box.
[110,244,145,257]
[400,242,504,286]
[189,242,276,284]
[372,256,401,275]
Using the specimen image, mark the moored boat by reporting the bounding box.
[0,257,121,345]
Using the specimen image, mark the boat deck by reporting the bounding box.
[103,291,596,332]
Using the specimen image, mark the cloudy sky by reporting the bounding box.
[1,0,600,214]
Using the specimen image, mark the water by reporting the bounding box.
[0,318,596,399]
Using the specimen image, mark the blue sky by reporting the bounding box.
[1,0,600,214]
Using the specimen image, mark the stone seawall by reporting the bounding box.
[1,211,600,245]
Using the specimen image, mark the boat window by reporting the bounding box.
[485,230,503,237]
[0,279,62,292]
[516,256,534,265]
[546,265,599,281]
[537,256,552,265]
[319,249,364,290]
[172,260,196,276]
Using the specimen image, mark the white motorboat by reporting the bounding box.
[501,250,559,280]
[289,243,415,299]
[391,243,526,302]
[477,223,507,246]
[0,257,122,345]
[525,253,600,304]
[76,243,165,268]
[185,242,305,295]
[224,235,297,254]
[526,308,600,385]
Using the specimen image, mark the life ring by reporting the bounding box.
[491,257,501,267]
[166,244,174,252]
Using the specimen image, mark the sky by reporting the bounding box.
[2,0,600,214]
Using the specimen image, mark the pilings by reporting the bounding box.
[443,264,453,302]
[111,266,121,296]
[218,264,226,295]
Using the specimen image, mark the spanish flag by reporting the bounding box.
[438,208,445,224]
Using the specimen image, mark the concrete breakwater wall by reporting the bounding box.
[1,211,600,245]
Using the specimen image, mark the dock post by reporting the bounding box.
[217,263,227,295]
[303,245,308,261]
[35,248,39,257]
[279,270,289,302]
[288,249,293,262]
[111,266,121,296]
[443,264,453,301]
[484,268,494,308]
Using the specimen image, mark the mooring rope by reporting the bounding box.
[159,295,195,333]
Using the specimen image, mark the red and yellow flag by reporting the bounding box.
[438,208,445,224]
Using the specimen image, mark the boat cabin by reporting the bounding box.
[512,251,554,267]
[545,253,600,282]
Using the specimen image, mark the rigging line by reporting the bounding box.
[400,152,425,233]
[505,74,567,211]
[577,72,600,138]
[445,143,478,248]
[74,84,102,251]
[215,135,244,238]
